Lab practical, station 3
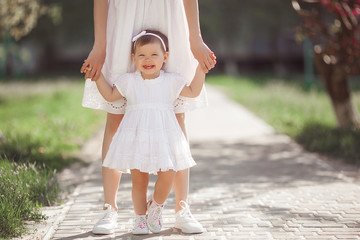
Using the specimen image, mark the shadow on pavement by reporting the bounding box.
[58,228,188,240]
[189,138,342,193]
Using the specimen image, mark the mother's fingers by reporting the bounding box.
[203,56,214,71]
[207,55,215,69]
[91,64,101,79]
[85,67,95,79]
[200,61,209,74]
[84,70,90,79]
[211,51,216,60]
[80,59,90,73]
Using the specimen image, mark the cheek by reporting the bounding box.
[156,57,165,63]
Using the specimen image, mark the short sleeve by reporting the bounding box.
[169,73,187,101]
[113,73,132,98]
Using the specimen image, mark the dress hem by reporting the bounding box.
[102,162,196,175]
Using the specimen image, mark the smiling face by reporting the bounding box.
[132,41,169,79]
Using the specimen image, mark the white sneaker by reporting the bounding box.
[132,215,149,235]
[146,200,164,233]
[174,200,204,234]
[92,204,118,234]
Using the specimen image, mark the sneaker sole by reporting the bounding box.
[92,225,117,235]
[147,226,161,233]
[173,225,204,234]
[92,229,115,235]
[147,223,161,234]
[132,231,149,235]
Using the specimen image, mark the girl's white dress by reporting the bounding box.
[102,71,196,173]
[82,0,208,114]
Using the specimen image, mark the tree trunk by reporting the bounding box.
[313,52,360,130]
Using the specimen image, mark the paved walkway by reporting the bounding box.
[49,85,360,240]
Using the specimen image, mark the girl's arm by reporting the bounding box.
[180,65,205,98]
[95,73,123,102]
[182,0,216,74]
[80,0,108,81]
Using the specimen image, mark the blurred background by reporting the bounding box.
[0,0,302,79]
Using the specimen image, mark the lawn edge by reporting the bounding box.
[13,126,104,240]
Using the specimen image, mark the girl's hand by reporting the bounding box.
[80,46,106,81]
[190,38,216,74]
[83,66,94,77]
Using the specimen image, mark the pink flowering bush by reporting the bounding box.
[293,0,360,129]
[294,0,360,74]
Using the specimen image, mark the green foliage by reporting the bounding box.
[296,123,360,164]
[0,80,103,238]
[0,80,103,170]
[0,159,57,238]
[0,131,74,170]
[208,75,360,164]
[293,0,360,74]
[0,0,62,41]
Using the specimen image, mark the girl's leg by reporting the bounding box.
[147,170,176,233]
[154,170,177,204]
[131,170,150,235]
[174,113,190,212]
[102,113,124,211]
[130,170,149,215]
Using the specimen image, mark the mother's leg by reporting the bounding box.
[102,112,124,211]
[174,113,204,233]
[174,113,189,212]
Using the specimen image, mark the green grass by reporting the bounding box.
[0,79,104,239]
[0,160,56,238]
[207,75,360,164]
[0,79,104,169]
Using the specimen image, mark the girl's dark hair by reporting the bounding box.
[131,30,169,54]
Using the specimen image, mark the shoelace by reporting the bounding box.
[152,205,163,220]
[178,200,195,220]
[102,204,116,222]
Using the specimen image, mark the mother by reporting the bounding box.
[81,0,215,234]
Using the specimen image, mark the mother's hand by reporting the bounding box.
[190,39,216,74]
[80,46,106,81]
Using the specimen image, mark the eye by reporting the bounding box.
[152,54,158,56]
[139,54,145,57]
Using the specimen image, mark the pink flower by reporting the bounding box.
[320,0,331,6]
[352,8,360,17]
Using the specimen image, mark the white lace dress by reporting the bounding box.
[82,0,208,114]
[102,71,196,173]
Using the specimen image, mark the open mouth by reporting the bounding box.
[143,65,155,70]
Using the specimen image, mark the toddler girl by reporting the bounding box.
[86,30,206,234]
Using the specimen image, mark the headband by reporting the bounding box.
[132,31,167,52]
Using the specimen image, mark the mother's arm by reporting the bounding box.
[183,0,216,73]
[80,0,108,81]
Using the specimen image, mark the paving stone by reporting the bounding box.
[334,236,360,240]
[42,86,360,240]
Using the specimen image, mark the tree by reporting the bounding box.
[0,0,61,76]
[0,0,61,41]
[293,0,360,129]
